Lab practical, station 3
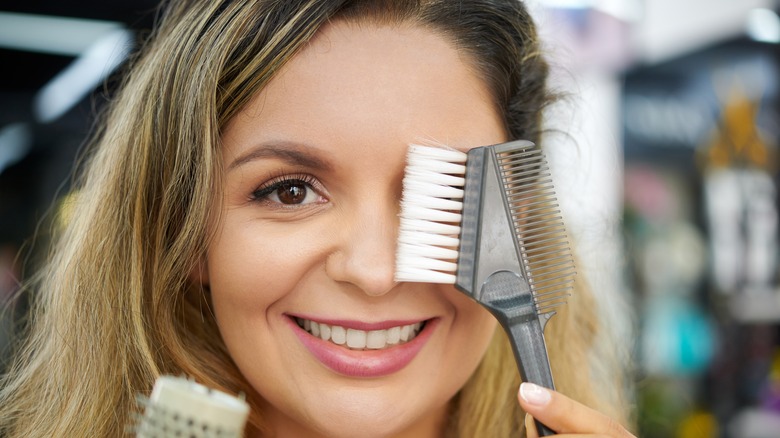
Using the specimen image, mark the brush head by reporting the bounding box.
[132,375,249,438]
[395,144,467,284]
[395,141,575,316]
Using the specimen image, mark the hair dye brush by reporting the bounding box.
[132,375,249,438]
[395,140,575,436]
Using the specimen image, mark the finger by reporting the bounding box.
[518,383,635,437]
[524,413,539,438]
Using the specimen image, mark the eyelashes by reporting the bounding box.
[250,173,327,207]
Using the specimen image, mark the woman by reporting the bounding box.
[0,0,634,436]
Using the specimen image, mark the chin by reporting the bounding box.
[259,389,449,438]
[305,414,437,438]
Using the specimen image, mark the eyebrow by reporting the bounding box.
[227,141,333,171]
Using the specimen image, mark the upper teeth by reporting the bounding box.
[296,318,424,350]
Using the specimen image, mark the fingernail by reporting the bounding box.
[520,382,551,406]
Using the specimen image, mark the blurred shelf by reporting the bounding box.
[729,290,780,323]
[728,408,780,438]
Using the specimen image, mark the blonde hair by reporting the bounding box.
[0,0,631,436]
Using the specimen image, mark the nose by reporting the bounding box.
[326,202,399,297]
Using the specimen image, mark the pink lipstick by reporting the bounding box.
[286,316,437,378]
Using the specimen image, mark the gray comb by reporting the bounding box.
[396,140,575,436]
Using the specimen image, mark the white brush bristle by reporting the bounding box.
[395,144,467,284]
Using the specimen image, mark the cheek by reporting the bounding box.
[206,219,330,320]
[445,288,499,371]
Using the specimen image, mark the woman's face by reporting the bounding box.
[206,20,505,437]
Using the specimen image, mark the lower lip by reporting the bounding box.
[286,317,437,378]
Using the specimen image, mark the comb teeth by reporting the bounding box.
[395,142,576,315]
[495,145,575,314]
[395,144,467,284]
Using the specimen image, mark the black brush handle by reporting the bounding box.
[480,271,556,436]
[508,319,556,436]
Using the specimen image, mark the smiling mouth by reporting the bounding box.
[294,317,426,350]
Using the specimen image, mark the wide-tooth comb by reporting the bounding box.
[395,140,575,436]
[132,375,249,438]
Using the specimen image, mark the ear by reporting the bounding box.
[189,256,210,288]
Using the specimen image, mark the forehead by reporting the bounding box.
[224,19,505,152]
[294,19,492,106]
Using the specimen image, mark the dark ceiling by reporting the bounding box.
[0,1,162,243]
[1,0,161,92]
[1,0,161,23]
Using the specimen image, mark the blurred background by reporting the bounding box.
[0,1,778,437]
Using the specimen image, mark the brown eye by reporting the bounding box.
[252,177,322,206]
[277,182,308,204]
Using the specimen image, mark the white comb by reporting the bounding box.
[133,375,249,438]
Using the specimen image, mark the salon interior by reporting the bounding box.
[1,1,779,437]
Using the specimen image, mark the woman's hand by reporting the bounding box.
[519,383,636,437]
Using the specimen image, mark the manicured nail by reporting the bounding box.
[520,382,551,406]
